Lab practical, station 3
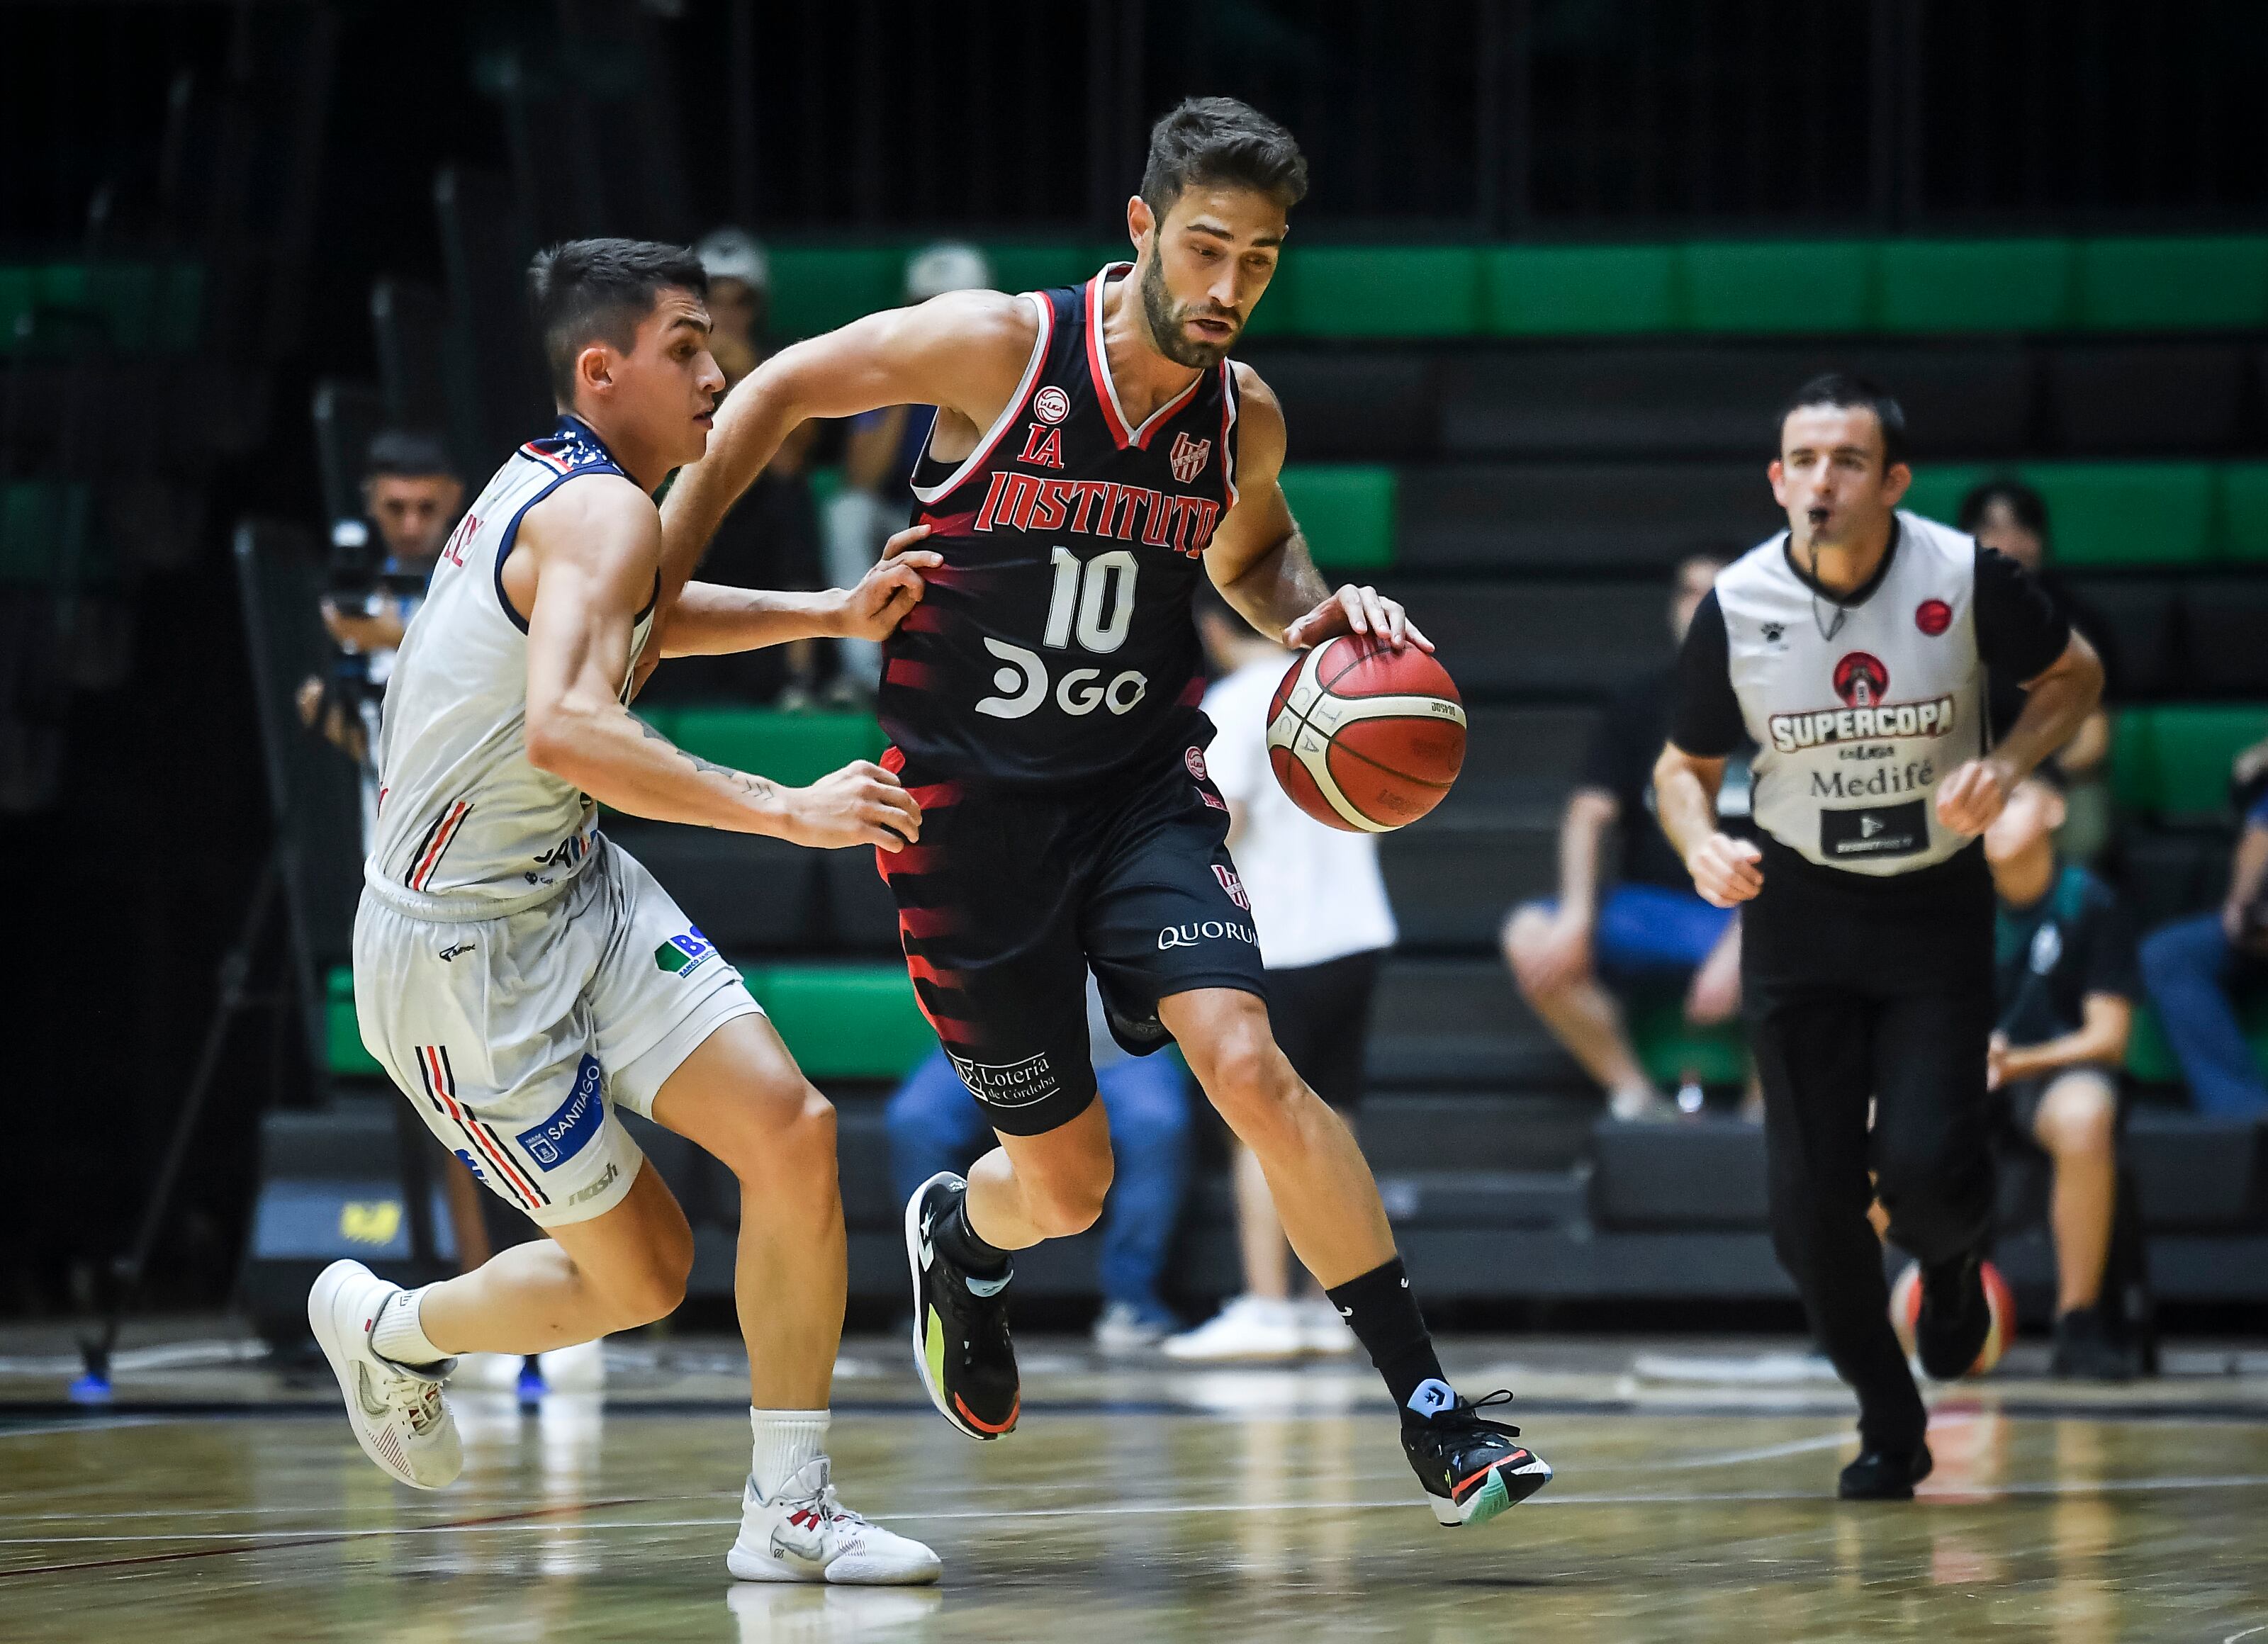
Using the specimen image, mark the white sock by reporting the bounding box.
[750,1407,830,1500]
[369,1287,448,1368]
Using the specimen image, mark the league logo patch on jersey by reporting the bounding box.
[1834,652,1890,707]
[1032,385,1070,424]
[1185,746,1209,782]
[1916,598,1953,636]
[1168,431,1211,485]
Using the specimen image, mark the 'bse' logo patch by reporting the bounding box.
[654,928,716,977]
[517,1054,604,1171]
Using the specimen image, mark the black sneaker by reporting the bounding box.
[905,1172,1020,1440]
[2050,1306,2139,1382]
[1914,1254,1992,1380]
[1400,1382,1554,1527]
[1838,1442,1933,1500]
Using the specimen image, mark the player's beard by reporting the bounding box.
[1140,256,1239,369]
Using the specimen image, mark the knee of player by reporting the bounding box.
[609,1239,692,1327]
[2039,1083,2116,1159]
[724,1085,838,1183]
[1026,1161,1112,1239]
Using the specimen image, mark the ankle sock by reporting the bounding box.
[749,1407,830,1499]
[1325,1257,1449,1419]
[369,1287,448,1368]
[935,1188,1011,1277]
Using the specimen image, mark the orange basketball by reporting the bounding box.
[1889,1259,2016,1378]
[1266,635,1466,833]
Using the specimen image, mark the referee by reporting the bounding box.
[1654,375,2104,1500]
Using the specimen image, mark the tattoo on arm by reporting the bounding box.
[637,719,777,801]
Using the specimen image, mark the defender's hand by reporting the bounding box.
[1282,583,1434,653]
[1935,756,2015,836]
[836,525,940,643]
[779,760,921,852]
[1688,833,1764,908]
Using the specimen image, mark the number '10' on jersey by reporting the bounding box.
[879,264,1242,787]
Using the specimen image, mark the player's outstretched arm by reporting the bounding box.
[656,291,1037,610]
[657,525,942,658]
[518,477,920,851]
[1203,366,1431,653]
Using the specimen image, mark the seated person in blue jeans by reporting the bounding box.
[1984,772,2142,1379]
[1503,552,1747,1120]
[886,972,1189,1354]
[2139,751,2268,1120]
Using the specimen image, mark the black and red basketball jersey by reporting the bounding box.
[880,264,1242,786]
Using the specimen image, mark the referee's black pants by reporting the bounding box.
[1742,840,1997,1452]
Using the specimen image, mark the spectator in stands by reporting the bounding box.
[1502,552,1746,1122]
[659,227,827,706]
[886,973,1190,1355]
[2138,739,2268,1119]
[1959,479,2116,863]
[1162,587,1393,1362]
[1983,770,2145,1378]
[822,242,996,703]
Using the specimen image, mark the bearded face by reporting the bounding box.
[1139,252,1242,369]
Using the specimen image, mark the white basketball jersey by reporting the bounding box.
[1714,511,1984,877]
[366,416,654,917]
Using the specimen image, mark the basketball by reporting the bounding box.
[1265,635,1466,833]
[1889,1259,2016,1378]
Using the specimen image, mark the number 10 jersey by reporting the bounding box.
[880,264,1240,787]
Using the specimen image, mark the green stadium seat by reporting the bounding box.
[766,247,906,339]
[1627,1001,1748,1088]
[0,481,101,589]
[1480,244,1680,335]
[2115,705,2268,818]
[2127,998,2268,1085]
[746,964,932,1079]
[1283,248,1480,339]
[2077,237,2268,331]
[1877,238,2075,333]
[326,965,383,1078]
[2028,463,2216,567]
[1898,464,1993,529]
[1683,240,1875,334]
[2221,464,2268,562]
[1279,465,1396,569]
[984,242,1098,296]
[670,709,885,788]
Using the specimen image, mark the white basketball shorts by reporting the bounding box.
[353,835,760,1227]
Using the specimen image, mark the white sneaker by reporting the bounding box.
[1091,1302,1169,1356]
[536,1337,607,1391]
[307,1259,463,1490]
[726,1457,942,1585]
[1162,1295,1305,1362]
[1296,1298,1360,1356]
[457,1351,527,1392]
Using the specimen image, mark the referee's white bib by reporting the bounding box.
[1716,511,1984,877]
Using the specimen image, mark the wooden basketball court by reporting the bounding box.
[5,1331,2266,1641]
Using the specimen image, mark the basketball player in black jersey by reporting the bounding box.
[662,98,1551,1529]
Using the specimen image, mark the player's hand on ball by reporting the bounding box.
[1934,756,2015,835]
[786,760,922,851]
[1687,833,1764,908]
[1282,584,1434,654]
[838,525,940,642]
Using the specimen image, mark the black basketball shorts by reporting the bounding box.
[877,736,1269,1136]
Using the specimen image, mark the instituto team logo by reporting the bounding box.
[1169,430,1211,484]
[1032,385,1070,424]
[1915,598,1952,636]
[1833,651,1889,707]
[1212,862,1250,910]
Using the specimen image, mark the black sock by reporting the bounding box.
[1326,1257,1449,1419]
[933,1187,1011,1278]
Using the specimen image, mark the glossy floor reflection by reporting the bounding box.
[4,1335,2267,1641]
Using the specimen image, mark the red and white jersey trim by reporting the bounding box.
[909,292,1053,507]
[1084,264,1207,451]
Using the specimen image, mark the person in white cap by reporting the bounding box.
[821,242,996,702]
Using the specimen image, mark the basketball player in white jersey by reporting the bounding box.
[309,238,943,1584]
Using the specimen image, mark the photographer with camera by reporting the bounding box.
[298,432,464,816]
